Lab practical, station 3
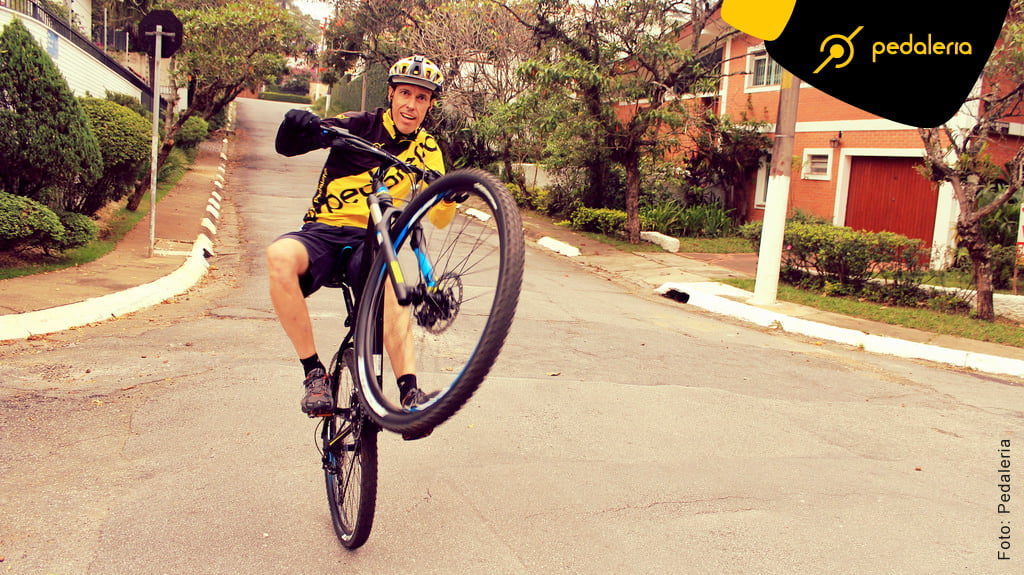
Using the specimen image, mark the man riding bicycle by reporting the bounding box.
[267,55,455,418]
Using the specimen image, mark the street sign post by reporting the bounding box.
[139,11,182,257]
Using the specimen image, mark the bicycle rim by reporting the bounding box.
[324,348,377,549]
[354,169,524,437]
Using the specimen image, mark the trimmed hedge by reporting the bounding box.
[53,210,98,252]
[739,220,939,306]
[259,91,311,104]
[570,207,628,235]
[0,191,64,252]
[78,97,151,216]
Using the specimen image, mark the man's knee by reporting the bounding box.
[267,238,308,278]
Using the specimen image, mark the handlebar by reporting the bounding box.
[318,123,442,184]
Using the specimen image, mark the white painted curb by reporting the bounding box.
[538,236,581,257]
[0,136,232,341]
[656,282,1024,379]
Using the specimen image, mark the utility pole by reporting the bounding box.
[750,69,800,305]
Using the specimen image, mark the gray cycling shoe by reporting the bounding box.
[301,368,333,416]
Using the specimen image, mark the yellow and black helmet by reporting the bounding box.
[388,55,444,93]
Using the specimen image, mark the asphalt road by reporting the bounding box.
[0,98,1020,574]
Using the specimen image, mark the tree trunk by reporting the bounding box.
[501,140,526,192]
[623,148,641,244]
[960,223,996,320]
[126,138,176,211]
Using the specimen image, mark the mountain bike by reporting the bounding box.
[315,123,524,549]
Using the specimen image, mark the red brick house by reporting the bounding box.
[697,14,1024,266]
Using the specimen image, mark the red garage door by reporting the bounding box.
[846,157,938,247]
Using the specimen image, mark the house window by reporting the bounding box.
[755,154,771,207]
[801,150,833,181]
[750,51,782,88]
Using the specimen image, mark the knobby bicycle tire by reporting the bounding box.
[324,347,378,549]
[353,169,524,437]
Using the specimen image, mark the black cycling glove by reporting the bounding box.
[275,109,326,157]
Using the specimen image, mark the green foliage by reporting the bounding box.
[51,210,98,253]
[740,219,935,306]
[105,91,150,119]
[639,201,734,238]
[570,207,628,235]
[174,115,210,149]
[639,201,687,235]
[0,18,102,202]
[259,91,312,104]
[76,97,152,215]
[507,183,551,214]
[516,0,724,217]
[979,183,1021,246]
[172,0,303,119]
[0,192,65,252]
[685,111,772,220]
[678,203,734,238]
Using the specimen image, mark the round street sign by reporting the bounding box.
[138,10,183,58]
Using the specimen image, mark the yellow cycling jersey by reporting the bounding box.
[305,108,450,229]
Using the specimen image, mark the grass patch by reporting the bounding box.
[0,156,190,281]
[725,278,1024,348]
[578,230,754,254]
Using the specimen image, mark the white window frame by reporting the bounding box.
[754,154,771,208]
[801,149,834,181]
[745,47,782,93]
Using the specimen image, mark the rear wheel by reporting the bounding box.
[323,347,378,549]
[354,169,524,438]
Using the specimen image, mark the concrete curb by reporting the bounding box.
[657,282,1024,379]
[535,234,1023,378]
[0,136,230,342]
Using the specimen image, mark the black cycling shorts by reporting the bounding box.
[276,222,369,298]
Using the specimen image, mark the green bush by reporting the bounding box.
[104,91,150,119]
[570,207,628,235]
[77,97,151,215]
[0,191,64,252]
[206,107,229,132]
[259,91,311,104]
[174,115,210,149]
[639,201,686,235]
[49,210,98,253]
[0,18,102,203]
[738,219,930,304]
[507,183,552,213]
[679,203,734,238]
[158,147,190,182]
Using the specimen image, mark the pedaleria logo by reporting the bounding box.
[722,0,1012,128]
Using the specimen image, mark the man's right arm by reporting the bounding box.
[274,109,327,157]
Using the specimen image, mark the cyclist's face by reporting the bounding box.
[388,83,434,135]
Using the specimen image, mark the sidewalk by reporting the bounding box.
[1,146,1022,378]
[0,137,228,340]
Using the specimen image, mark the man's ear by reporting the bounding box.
[386,85,395,103]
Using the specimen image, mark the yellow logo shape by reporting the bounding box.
[813,26,864,74]
[722,0,798,41]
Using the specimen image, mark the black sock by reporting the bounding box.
[300,353,325,376]
[397,374,417,397]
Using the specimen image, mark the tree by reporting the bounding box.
[0,18,102,204]
[918,0,1024,320]
[126,0,304,210]
[76,97,152,216]
[498,0,729,242]
[398,0,540,179]
[685,110,771,222]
